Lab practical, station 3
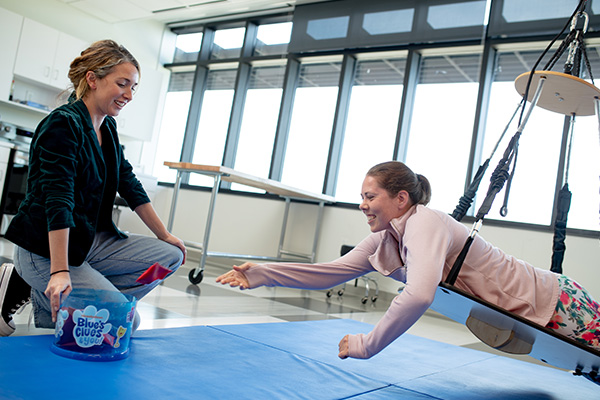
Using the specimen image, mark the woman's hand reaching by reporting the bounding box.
[338,334,350,359]
[216,262,255,289]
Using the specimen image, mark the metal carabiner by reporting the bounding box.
[570,11,589,34]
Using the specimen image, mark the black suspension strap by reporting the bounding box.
[451,100,524,222]
[446,134,518,285]
[445,0,590,285]
[445,76,548,285]
[551,115,576,274]
[551,184,572,273]
[548,11,593,273]
[499,11,590,220]
[499,143,518,217]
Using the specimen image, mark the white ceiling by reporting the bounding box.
[58,0,329,25]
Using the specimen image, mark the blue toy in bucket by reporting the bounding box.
[50,288,137,361]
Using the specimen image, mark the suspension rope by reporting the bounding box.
[451,99,524,221]
[445,0,591,285]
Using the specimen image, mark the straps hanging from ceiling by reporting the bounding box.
[446,0,591,284]
[451,100,523,222]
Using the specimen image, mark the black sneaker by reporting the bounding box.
[0,263,31,336]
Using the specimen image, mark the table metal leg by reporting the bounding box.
[276,198,326,262]
[277,197,291,259]
[167,171,183,232]
[190,174,221,284]
[310,201,325,262]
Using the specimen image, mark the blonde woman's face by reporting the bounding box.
[87,62,138,117]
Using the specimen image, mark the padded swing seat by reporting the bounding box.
[430,282,600,376]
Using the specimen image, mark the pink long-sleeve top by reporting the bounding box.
[244,205,560,359]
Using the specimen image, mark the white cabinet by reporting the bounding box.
[13,18,86,91]
[0,8,23,101]
[51,32,87,90]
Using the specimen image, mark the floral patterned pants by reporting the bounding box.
[545,275,600,350]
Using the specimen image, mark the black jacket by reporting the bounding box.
[5,98,150,265]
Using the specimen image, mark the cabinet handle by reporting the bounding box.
[44,66,51,77]
[53,69,59,80]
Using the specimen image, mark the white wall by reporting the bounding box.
[0,0,172,168]
[0,0,166,68]
[117,185,600,299]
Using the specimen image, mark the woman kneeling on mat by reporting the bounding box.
[217,161,599,360]
[0,40,186,337]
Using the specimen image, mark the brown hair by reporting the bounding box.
[68,39,140,100]
[367,161,431,206]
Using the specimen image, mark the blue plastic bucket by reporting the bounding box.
[50,288,137,361]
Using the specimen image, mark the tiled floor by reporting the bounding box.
[4,238,558,370]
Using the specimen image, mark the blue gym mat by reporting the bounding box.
[0,319,597,399]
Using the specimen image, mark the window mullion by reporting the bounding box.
[220,22,257,179]
[179,28,214,185]
[466,42,498,192]
[270,58,300,181]
[323,54,357,196]
[394,49,421,162]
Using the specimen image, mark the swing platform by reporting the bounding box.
[430,282,600,380]
[514,70,600,116]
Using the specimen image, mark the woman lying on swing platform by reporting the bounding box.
[217,161,600,360]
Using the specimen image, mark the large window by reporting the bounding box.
[253,22,293,56]
[476,49,566,225]
[189,67,237,186]
[210,27,245,60]
[567,114,600,231]
[173,32,203,63]
[231,64,286,192]
[335,54,407,203]
[561,43,600,231]
[280,60,342,194]
[158,2,600,236]
[405,50,482,213]
[152,70,195,182]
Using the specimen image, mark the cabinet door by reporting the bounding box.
[51,33,87,91]
[0,8,23,100]
[13,18,59,86]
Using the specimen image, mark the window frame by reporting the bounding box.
[158,3,600,238]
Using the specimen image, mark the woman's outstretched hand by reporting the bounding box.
[216,262,255,289]
[338,334,350,359]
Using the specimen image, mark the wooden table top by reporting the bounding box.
[164,162,335,202]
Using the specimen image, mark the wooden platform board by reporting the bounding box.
[514,70,600,116]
